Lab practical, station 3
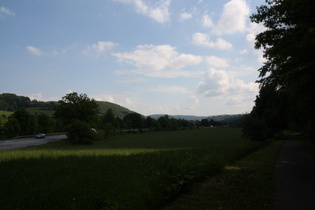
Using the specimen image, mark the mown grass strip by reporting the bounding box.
[164,140,283,210]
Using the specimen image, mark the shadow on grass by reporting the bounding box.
[0,146,257,209]
[0,128,265,209]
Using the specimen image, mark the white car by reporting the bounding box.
[35,133,46,138]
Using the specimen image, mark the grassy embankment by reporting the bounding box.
[0,128,268,209]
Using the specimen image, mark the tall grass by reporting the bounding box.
[0,128,263,209]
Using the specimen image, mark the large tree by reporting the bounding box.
[54,92,99,126]
[244,0,315,140]
[102,108,119,136]
[123,112,143,132]
[54,92,99,144]
[5,108,36,136]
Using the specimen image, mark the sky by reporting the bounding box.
[0,0,267,116]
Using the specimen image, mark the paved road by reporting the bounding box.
[272,134,315,210]
[0,135,66,150]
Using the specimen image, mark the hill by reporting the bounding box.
[0,93,136,118]
[148,114,244,123]
[96,101,134,118]
[0,93,245,122]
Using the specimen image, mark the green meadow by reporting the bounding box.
[0,128,264,209]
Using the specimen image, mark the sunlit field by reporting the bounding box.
[0,128,264,209]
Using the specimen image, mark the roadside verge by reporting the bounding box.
[164,140,283,210]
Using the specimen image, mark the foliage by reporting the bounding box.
[36,113,55,133]
[243,0,315,140]
[242,114,271,141]
[54,92,100,144]
[102,108,119,136]
[4,117,20,138]
[6,108,36,136]
[0,128,263,209]
[66,120,96,144]
[0,93,31,111]
[145,116,159,130]
[123,112,144,132]
[54,92,99,126]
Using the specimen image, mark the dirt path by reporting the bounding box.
[272,134,315,210]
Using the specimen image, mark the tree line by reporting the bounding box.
[0,92,225,143]
[0,93,56,111]
[243,0,315,141]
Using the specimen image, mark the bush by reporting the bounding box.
[66,120,96,145]
[242,115,271,141]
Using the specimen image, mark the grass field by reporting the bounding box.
[0,110,12,128]
[0,110,13,117]
[0,128,265,209]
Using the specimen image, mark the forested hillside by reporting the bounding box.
[0,93,134,118]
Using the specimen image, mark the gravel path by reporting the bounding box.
[272,134,315,210]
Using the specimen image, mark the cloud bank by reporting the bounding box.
[112,44,203,78]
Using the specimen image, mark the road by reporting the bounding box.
[0,135,66,150]
[272,134,315,210]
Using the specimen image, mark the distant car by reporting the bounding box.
[35,133,45,138]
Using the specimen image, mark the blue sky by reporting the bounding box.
[0,0,266,116]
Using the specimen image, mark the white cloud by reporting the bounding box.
[189,95,200,106]
[202,14,213,28]
[113,45,177,71]
[112,44,203,78]
[170,53,203,70]
[216,0,249,34]
[83,41,117,58]
[196,68,258,97]
[114,0,170,23]
[29,93,43,101]
[245,33,256,47]
[201,0,249,35]
[205,56,229,68]
[125,97,132,106]
[245,22,267,63]
[192,32,232,50]
[108,96,115,103]
[247,22,266,37]
[256,50,267,64]
[180,12,192,21]
[0,6,15,18]
[240,49,248,55]
[92,94,116,103]
[26,46,43,56]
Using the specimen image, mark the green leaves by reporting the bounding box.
[244,0,315,140]
[55,92,99,126]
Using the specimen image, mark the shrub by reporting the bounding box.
[66,120,96,144]
[242,115,271,141]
